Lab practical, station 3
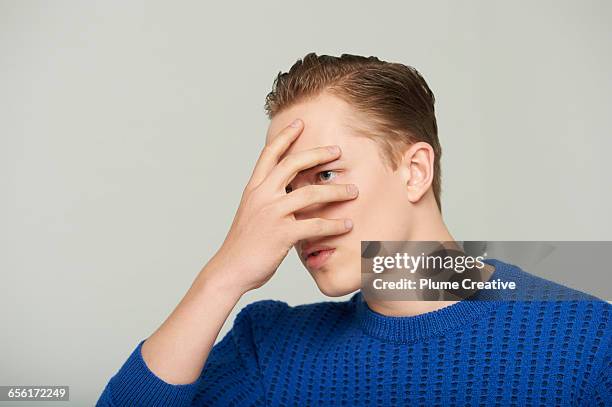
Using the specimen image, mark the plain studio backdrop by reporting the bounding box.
[1,1,611,405]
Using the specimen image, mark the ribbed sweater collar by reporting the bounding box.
[352,258,513,344]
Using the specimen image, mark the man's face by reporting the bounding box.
[266,92,415,297]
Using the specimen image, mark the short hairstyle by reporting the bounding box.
[264,52,442,212]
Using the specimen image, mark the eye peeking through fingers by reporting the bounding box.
[285,170,340,194]
[317,170,338,183]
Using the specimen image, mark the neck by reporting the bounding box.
[366,201,459,317]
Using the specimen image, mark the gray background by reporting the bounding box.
[1,1,611,405]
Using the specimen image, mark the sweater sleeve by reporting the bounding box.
[95,300,275,407]
[95,338,203,407]
[191,301,269,406]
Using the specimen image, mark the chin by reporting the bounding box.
[310,267,361,297]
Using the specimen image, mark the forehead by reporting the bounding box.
[265,93,364,160]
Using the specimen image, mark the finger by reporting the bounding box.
[291,217,353,243]
[247,119,304,189]
[264,145,342,192]
[277,183,359,216]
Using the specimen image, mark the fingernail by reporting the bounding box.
[290,119,302,127]
[345,219,353,229]
[327,145,340,154]
[347,184,358,195]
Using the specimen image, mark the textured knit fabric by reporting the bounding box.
[96,258,611,406]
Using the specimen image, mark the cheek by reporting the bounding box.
[325,170,406,224]
[348,173,411,234]
[352,170,404,208]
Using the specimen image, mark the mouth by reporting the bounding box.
[305,248,336,270]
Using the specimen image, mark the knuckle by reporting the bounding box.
[315,219,327,234]
[301,185,319,203]
[262,144,275,156]
[241,183,254,200]
[302,185,316,199]
[243,181,257,195]
[245,185,263,206]
[277,155,293,171]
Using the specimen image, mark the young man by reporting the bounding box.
[96,53,610,406]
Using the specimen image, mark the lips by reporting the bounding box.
[305,248,336,269]
[306,249,332,260]
[301,244,336,261]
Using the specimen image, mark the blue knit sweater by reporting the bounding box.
[96,259,611,406]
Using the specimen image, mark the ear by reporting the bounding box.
[398,142,435,204]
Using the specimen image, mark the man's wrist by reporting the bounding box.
[194,261,248,302]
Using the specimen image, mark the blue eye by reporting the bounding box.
[285,170,338,194]
[317,170,338,183]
